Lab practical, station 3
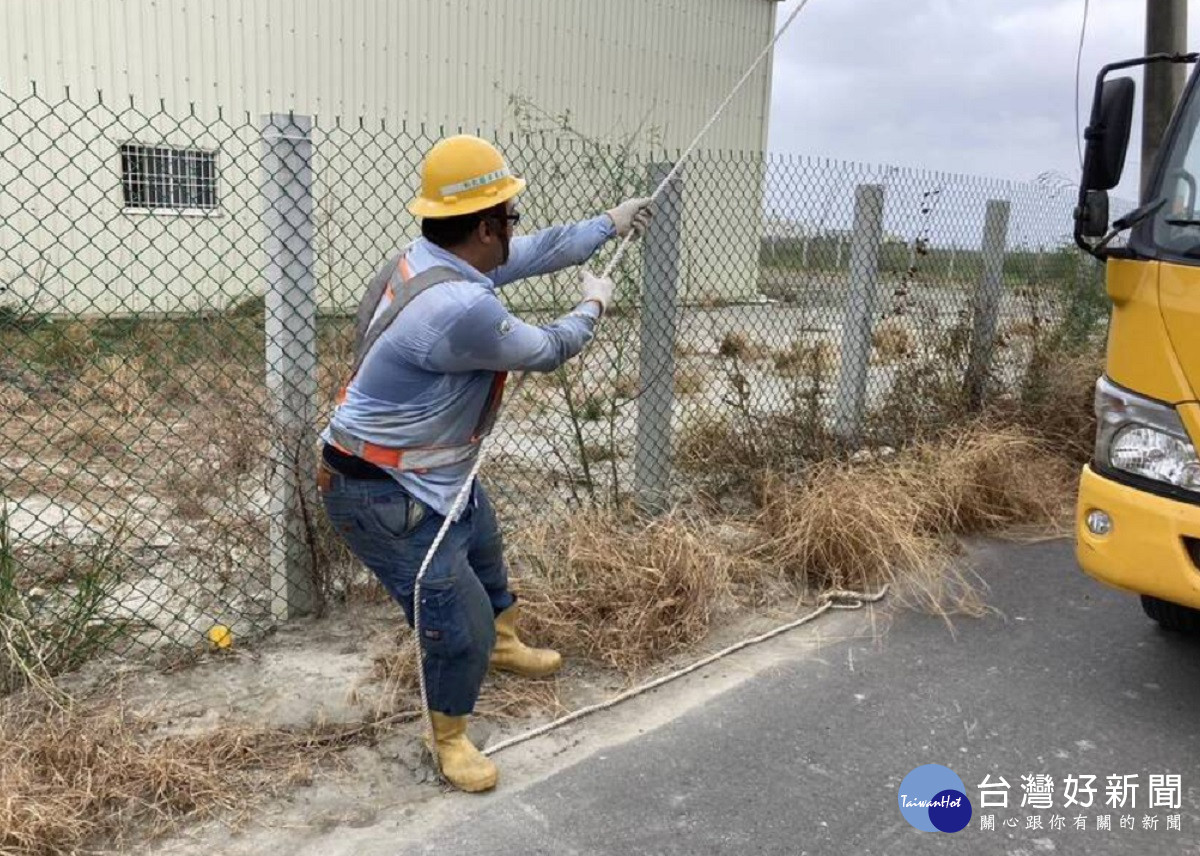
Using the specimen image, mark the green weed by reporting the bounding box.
[0,504,130,695]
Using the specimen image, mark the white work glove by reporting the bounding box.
[578,269,614,316]
[606,197,656,238]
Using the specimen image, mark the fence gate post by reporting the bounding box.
[965,199,1011,411]
[833,183,885,444]
[634,163,684,515]
[261,113,318,620]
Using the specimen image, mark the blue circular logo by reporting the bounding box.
[898,764,972,833]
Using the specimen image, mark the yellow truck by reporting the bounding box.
[1074,53,1200,632]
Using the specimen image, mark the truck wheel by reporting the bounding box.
[1141,595,1200,633]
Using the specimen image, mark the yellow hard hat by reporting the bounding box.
[408,135,527,219]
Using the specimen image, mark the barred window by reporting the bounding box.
[120,143,218,211]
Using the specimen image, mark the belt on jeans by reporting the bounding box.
[316,460,395,494]
[316,459,342,494]
[316,460,384,493]
[318,443,393,493]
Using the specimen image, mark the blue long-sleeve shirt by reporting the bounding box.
[322,214,616,517]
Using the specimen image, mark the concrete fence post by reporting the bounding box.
[634,163,684,515]
[965,199,1011,411]
[833,183,885,444]
[261,113,318,620]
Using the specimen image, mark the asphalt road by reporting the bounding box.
[386,538,1200,855]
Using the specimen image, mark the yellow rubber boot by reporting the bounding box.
[427,712,498,793]
[490,604,562,678]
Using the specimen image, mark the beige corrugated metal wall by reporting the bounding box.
[1,0,777,313]
[2,0,773,149]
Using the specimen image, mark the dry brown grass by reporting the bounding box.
[0,381,32,414]
[1003,319,1041,340]
[676,416,752,474]
[717,331,767,361]
[0,690,385,856]
[675,365,706,395]
[773,340,839,379]
[1009,345,1102,462]
[1,319,272,513]
[31,321,97,371]
[509,511,736,673]
[673,339,709,358]
[612,372,640,400]
[159,359,270,520]
[72,355,151,418]
[528,369,565,391]
[477,675,567,721]
[503,423,1071,665]
[368,635,565,721]
[582,443,622,463]
[751,423,1072,615]
[872,318,914,364]
[367,636,421,714]
[753,467,957,608]
[910,424,1075,535]
[675,406,834,492]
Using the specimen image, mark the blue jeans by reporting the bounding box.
[319,470,515,716]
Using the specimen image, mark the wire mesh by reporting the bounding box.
[0,86,1121,679]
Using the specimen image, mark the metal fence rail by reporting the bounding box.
[0,86,1113,678]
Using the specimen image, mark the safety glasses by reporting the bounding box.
[485,210,521,230]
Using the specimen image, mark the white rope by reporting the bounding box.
[600,0,814,280]
[483,585,889,757]
[413,0,817,774]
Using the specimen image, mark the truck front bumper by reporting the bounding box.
[1076,465,1200,610]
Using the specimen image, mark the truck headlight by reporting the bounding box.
[1095,377,1200,493]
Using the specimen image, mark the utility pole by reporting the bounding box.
[1143,0,1188,200]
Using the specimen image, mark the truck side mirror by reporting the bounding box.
[1077,190,1111,238]
[1082,77,1135,191]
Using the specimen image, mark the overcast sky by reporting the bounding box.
[767,0,1200,204]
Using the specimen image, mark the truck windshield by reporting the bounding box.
[1147,71,1200,257]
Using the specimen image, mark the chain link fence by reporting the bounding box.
[0,86,1120,682]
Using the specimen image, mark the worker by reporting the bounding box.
[317,134,654,793]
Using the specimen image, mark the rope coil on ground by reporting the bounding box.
[483,584,890,757]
